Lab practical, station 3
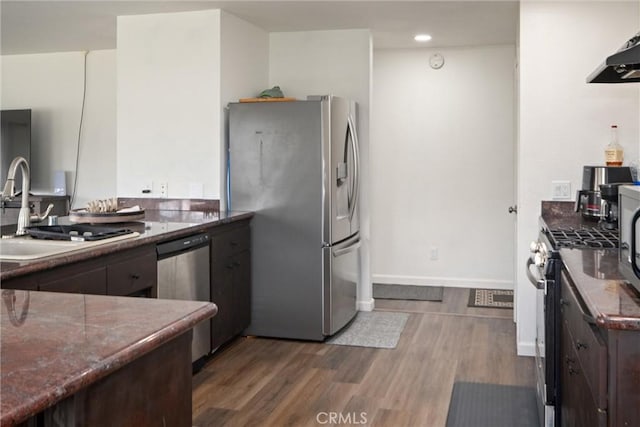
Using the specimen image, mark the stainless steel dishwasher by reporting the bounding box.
[156,233,210,367]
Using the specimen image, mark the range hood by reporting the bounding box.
[587,31,640,83]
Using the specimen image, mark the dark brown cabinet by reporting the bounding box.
[560,268,640,427]
[2,245,157,297]
[39,266,107,295]
[210,220,251,350]
[106,248,157,297]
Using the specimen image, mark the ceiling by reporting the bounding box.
[1,1,519,55]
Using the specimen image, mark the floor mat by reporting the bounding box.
[468,289,513,309]
[373,284,444,301]
[446,382,539,427]
[326,311,409,349]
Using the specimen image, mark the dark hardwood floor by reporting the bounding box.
[192,287,535,427]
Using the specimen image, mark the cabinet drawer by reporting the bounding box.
[561,271,608,411]
[107,251,157,296]
[211,225,250,256]
[39,267,107,295]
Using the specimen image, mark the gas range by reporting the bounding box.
[527,222,619,427]
[546,226,619,249]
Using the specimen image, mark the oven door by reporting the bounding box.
[527,254,558,427]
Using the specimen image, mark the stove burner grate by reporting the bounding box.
[547,227,619,249]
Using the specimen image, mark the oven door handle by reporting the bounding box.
[631,207,640,279]
[526,258,549,290]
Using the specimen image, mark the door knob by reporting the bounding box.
[508,206,518,214]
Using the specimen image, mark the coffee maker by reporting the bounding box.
[575,166,633,225]
[599,183,628,229]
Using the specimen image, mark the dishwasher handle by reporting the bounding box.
[156,233,210,259]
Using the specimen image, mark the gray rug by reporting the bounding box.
[326,311,409,349]
[373,284,444,301]
[468,289,514,309]
[446,382,539,427]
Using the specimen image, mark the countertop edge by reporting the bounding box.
[2,302,218,427]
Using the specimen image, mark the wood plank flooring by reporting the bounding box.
[192,287,534,427]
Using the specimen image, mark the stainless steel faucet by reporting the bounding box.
[1,156,53,236]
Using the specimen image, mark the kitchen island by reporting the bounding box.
[1,290,217,427]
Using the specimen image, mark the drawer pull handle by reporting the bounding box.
[233,261,241,267]
[568,367,580,376]
[226,263,234,269]
[560,298,569,307]
[130,274,140,280]
[565,356,575,364]
[230,241,238,246]
[575,341,587,350]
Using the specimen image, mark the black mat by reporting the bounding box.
[446,382,539,427]
[372,284,443,301]
[468,289,514,309]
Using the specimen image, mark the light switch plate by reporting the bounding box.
[551,180,571,200]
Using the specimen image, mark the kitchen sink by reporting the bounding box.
[0,232,140,260]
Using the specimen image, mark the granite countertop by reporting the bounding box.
[541,201,640,330]
[560,248,640,330]
[0,290,218,426]
[0,209,253,281]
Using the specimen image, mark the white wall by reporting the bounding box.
[269,29,374,310]
[1,50,117,209]
[220,11,269,211]
[518,1,640,355]
[117,10,221,200]
[371,45,516,290]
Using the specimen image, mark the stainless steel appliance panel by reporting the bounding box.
[157,238,211,364]
[618,185,640,294]
[323,233,360,335]
[229,101,326,340]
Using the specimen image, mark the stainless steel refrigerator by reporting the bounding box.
[228,95,360,341]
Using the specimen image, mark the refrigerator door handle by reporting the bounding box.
[333,236,361,257]
[347,116,360,222]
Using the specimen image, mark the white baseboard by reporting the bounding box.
[372,274,513,290]
[357,298,375,311]
[517,340,536,357]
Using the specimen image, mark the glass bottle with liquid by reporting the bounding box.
[605,124,624,166]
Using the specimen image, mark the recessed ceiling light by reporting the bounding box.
[414,34,432,42]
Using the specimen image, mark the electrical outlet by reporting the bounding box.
[430,246,438,260]
[551,181,571,200]
[159,182,168,198]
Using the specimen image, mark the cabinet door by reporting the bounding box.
[232,250,251,336]
[107,249,157,297]
[39,267,107,295]
[560,321,603,427]
[211,257,234,349]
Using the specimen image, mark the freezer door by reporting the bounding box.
[328,97,360,244]
[229,101,326,341]
[323,233,360,336]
